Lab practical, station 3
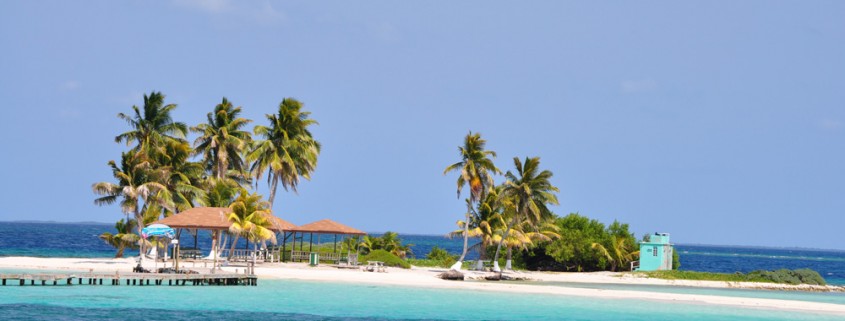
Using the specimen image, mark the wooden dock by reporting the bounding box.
[0,272,257,286]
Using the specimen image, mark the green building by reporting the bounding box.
[635,233,673,271]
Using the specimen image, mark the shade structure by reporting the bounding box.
[152,207,232,230]
[152,207,297,232]
[141,224,175,239]
[288,219,366,235]
[268,216,297,232]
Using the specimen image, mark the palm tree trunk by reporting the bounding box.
[457,201,472,262]
[210,230,218,260]
[268,175,279,209]
[492,216,518,272]
[506,247,513,270]
[229,234,240,261]
[134,205,144,265]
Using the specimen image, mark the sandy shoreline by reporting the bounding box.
[0,256,843,315]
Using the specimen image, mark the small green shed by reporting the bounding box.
[635,233,673,271]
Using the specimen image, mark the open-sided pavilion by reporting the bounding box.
[283,219,366,264]
[152,207,297,262]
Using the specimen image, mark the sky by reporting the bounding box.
[1,1,843,250]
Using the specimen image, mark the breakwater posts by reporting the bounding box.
[0,272,257,287]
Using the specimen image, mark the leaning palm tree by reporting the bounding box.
[114,91,187,157]
[92,151,173,263]
[443,132,500,270]
[192,97,253,180]
[99,218,140,258]
[492,157,559,272]
[248,98,321,208]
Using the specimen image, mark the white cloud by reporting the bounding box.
[620,78,658,94]
[819,119,842,131]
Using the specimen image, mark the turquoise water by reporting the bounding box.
[0,278,841,320]
[534,281,845,305]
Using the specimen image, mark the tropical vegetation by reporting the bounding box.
[441,133,644,273]
[360,249,411,269]
[641,269,826,286]
[357,232,414,259]
[93,92,320,258]
[98,218,139,258]
[443,132,500,268]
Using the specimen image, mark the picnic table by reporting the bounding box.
[363,261,386,272]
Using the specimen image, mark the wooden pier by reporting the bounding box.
[0,272,258,287]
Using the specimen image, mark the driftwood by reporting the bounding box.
[438,270,465,281]
[485,272,503,281]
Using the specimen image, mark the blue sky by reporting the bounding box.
[1,1,843,249]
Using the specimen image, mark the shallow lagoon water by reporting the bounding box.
[0,278,841,321]
[529,281,845,305]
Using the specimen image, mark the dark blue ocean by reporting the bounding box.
[1,222,844,285]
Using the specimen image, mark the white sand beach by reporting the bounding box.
[1,256,843,315]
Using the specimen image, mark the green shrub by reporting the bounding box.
[422,246,457,267]
[746,269,826,285]
[642,268,826,285]
[361,249,410,269]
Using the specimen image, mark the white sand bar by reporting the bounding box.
[1,257,843,315]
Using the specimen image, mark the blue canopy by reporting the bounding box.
[141,224,176,239]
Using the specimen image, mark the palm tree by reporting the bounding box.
[249,98,320,208]
[190,177,240,261]
[592,236,639,271]
[443,132,500,270]
[154,140,206,214]
[450,187,506,261]
[199,177,239,208]
[192,97,253,180]
[379,232,414,259]
[226,188,276,261]
[99,218,139,258]
[358,235,379,255]
[92,151,173,263]
[114,91,187,157]
[501,218,560,270]
[492,157,559,272]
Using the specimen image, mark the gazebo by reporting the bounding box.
[284,219,366,264]
[152,207,297,263]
